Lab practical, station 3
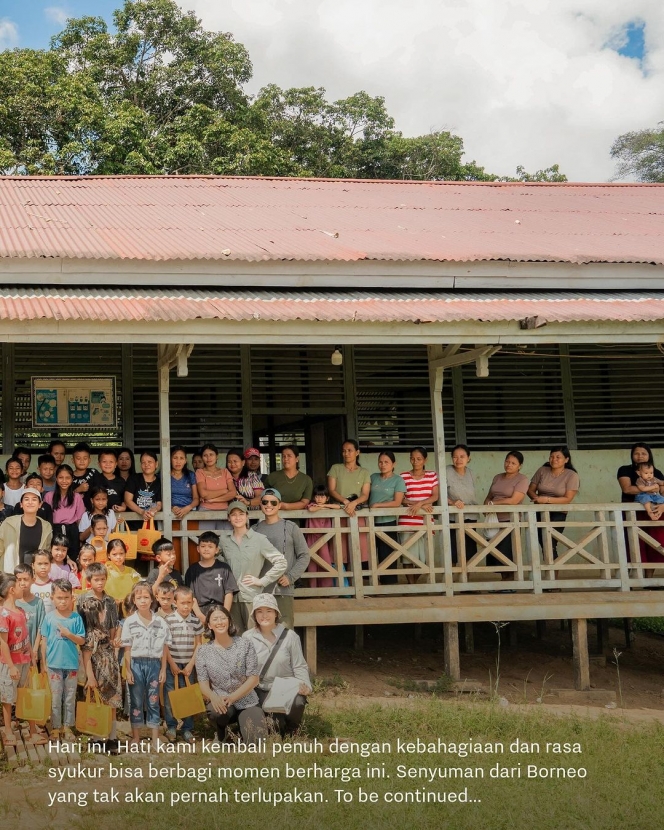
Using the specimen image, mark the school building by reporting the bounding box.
[1,175,663,683]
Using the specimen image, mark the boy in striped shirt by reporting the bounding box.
[163,586,203,743]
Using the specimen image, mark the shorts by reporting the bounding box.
[0,662,29,705]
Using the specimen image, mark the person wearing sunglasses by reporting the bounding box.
[218,501,287,635]
[254,489,310,629]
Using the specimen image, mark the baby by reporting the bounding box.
[634,462,664,518]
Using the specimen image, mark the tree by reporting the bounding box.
[611,125,664,182]
[0,0,567,181]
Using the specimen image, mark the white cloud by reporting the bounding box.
[183,0,664,181]
[44,6,68,26]
[0,18,18,48]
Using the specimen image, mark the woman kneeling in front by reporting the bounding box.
[195,604,266,743]
[243,593,311,736]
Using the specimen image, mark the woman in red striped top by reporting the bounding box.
[398,447,439,584]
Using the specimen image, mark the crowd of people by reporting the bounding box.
[0,437,660,751]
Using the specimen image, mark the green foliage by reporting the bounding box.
[632,617,664,635]
[0,0,566,181]
[611,124,664,182]
[501,164,568,182]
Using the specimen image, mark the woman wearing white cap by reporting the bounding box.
[243,593,311,736]
[0,488,52,572]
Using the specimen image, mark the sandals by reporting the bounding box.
[31,733,48,746]
[3,731,17,746]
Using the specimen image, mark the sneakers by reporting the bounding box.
[165,728,177,742]
[182,730,195,744]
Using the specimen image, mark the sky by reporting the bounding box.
[0,1,662,181]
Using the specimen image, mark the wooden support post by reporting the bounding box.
[443,622,461,681]
[596,619,610,655]
[461,622,474,654]
[571,618,590,691]
[536,620,546,640]
[413,623,422,641]
[354,625,364,651]
[623,618,633,648]
[304,627,317,675]
[157,346,173,543]
[506,622,517,648]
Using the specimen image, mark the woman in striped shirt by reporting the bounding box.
[398,447,439,584]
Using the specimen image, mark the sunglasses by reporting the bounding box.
[261,499,279,507]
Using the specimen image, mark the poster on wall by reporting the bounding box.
[32,377,117,428]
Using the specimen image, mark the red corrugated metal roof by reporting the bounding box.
[1,288,664,323]
[0,176,662,265]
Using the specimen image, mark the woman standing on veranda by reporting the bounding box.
[483,450,529,581]
[527,446,579,558]
[446,444,479,567]
[398,447,439,584]
[617,442,664,566]
[327,439,371,568]
[195,443,236,531]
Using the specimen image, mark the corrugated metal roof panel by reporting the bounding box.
[0,176,662,264]
[0,288,664,323]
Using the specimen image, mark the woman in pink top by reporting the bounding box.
[398,447,439,584]
[484,450,529,580]
[527,446,580,558]
[45,464,86,556]
[195,443,237,531]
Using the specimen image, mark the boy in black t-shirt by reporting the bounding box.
[184,531,238,623]
[146,538,185,591]
[71,442,97,499]
[92,450,126,513]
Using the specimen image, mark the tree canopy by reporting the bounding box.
[0,0,566,181]
[611,124,664,182]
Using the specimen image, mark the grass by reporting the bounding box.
[3,700,664,830]
[386,675,453,695]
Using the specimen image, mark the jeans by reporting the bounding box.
[129,657,161,728]
[635,492,664,506]
[163,663,196,732]
[48,668,77,728]
[376,528,399,585]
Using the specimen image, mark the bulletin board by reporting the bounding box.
[32,377,117,429]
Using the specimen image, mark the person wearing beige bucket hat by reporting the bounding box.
[243,593,311,736]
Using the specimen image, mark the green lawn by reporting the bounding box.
[60,700,664,830]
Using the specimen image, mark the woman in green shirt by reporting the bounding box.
[327,440,371,566]
[369,451,407,584]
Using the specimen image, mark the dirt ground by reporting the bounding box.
[314,620,664,709]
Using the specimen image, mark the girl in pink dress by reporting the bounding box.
[304,486,343,588]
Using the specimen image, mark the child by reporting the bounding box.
[82,562,120,639]
[79,488,117,542]
[45,464,85,556]
[31,550,55,615]
[92,450,126,513]
[77,545,96,591]
[0,574,47,746]
[121,581,170,751]
[40,579,86,741]
[634,462,664,519]
[147,538,184,592]
[78,595,122,750]
[105,539,141,607]
[192,452,204,471]
[163,586,203,743]
[305,484,342,588]
[49,534,81,588]
[184,531,238,623]
[37,454,57,493]
[0,482,13,525]
[3,457,25,508]
[155,583,175,618]
[71,442,97,499]
[47,440,67,468]
[13,447,32,479]
[14,564,45,669]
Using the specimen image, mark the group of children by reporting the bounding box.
[0,527,251,752]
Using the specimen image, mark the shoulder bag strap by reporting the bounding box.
[259,628,289,681]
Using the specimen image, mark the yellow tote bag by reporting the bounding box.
[168,674,206,720]
[105,566,140,603]
[16,668,51,724]
[108,520,138,561]
[136,519,161,559]
[76,688,112,738]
